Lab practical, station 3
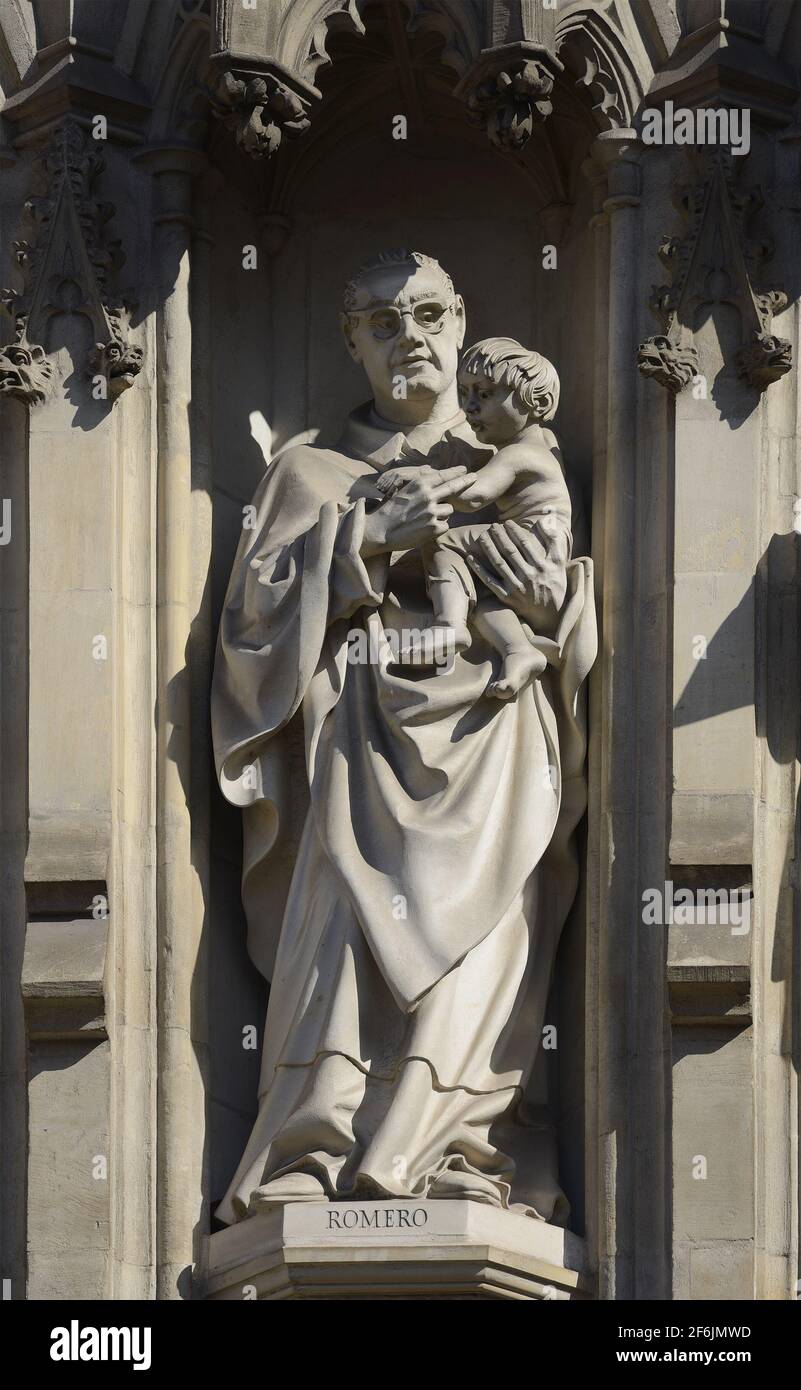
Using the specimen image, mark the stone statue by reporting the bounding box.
[212,249,596,1226]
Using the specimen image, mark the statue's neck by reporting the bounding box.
[370,387,462,449]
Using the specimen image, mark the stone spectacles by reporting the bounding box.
[348,299,455,340]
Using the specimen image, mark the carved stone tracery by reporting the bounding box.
[209,3,565,159]
[637,148,791,394]
[0,121,142,407]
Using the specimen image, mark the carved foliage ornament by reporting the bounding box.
[0,121,142,407]
[209,14,561,160]
[637,148,791,395]
[464,58,555,151]
[208,69,313,159]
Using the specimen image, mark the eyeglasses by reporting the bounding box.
[348,299,454,340]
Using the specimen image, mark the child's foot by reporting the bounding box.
[488,647,547,700]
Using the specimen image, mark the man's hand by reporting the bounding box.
[466,517,569,630]
[361,465,471,555]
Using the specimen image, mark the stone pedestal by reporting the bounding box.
[206,1200,590,1301]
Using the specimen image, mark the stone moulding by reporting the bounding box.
[638,147,791,395]
[575,42,627,130]
[205,1198,592,1301]
[0,120,143,408]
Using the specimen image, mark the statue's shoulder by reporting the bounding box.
[267,441,361,496]
[270,441,336,473]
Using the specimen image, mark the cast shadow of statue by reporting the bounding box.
[755,531,800,1073]
[674,530,799,1069]
[159,405,266,1289]
[693,301,764,428]
[673,581,754,731]
[36,311,116,431]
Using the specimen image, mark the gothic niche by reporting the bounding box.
[201,0,611,1266]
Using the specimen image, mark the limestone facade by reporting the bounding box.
[1,0,800,1301]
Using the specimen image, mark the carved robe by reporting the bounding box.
[212,404,596,1224]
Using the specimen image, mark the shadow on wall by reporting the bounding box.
[675,528,800,1153]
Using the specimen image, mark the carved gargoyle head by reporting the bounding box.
[89,338,144,397]
[0,341,55,405]
[636,335,699,393]
[736,331,792,390]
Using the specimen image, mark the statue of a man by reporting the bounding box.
[212,250,596,1225]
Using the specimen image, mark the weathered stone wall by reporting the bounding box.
[0,0,799,1302]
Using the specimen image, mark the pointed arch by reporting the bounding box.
[557,2,657,131]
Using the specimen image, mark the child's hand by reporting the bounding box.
[374,465,422,498]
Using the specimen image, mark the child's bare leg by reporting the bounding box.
[425,546,471,652]
[473,598,547,699]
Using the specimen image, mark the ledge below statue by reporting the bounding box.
[205,1199,592,1300]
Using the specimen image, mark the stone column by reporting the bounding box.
[582,147,609,1301]
[588,131,671,1300]
[137,144,209,1300]
[0,396,29,1300]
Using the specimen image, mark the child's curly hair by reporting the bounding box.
[460,337,560,421]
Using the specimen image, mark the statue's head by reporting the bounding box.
[341,250,465,416]
[458,337,560,445]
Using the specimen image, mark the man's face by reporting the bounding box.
[342,263,465,405]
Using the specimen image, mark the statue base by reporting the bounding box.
[206,1198,591,1300]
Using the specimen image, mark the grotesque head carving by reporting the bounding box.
[0,342,55,405]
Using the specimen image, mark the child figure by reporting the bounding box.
[377,338,572,699]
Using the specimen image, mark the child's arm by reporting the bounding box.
[459,441,562,511]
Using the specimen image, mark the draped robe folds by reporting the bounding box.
[211,404,597,1225]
